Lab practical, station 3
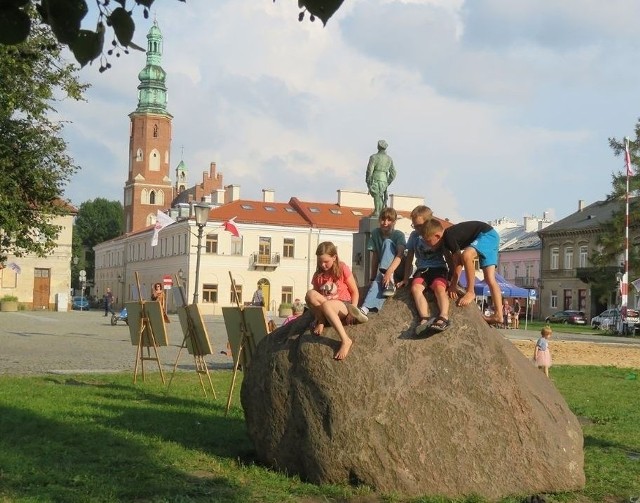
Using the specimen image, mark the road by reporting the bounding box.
[1,310,638,376]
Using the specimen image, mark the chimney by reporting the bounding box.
[225,184,240,202]
[262,189,275,203]
[578,200,585,212]
[212,189,225,206]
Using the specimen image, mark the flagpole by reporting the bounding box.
[622,137,631,317]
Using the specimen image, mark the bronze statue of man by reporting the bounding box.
[366,140,396,217]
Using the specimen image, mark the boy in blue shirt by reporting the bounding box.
[358,207,406,318]
[398,205,450,336]
[421,219,502,325]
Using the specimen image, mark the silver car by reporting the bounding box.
[590,309,620,329]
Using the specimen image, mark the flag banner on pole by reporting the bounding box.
[625,140,633,176]
[223,217,240,237]
[151,210,176,247]
[7,262,21,274]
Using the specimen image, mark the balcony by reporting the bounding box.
[514,276,536,288]
[250,252,280,270]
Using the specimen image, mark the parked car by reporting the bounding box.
[591,308,620,329]
[545,310,587,325]
[72,296,89,310]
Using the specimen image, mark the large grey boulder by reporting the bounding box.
[240,288,585,500]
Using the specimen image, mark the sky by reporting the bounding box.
[56,0,640,225]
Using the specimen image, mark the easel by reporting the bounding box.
[224,271,256,416]
[168,274,216,398]
[130,272,166,384]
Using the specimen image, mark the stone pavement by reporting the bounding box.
[1,310,638,376]
[0,309,242,376]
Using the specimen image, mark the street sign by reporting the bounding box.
[79,270,86,280]
[163,274,173,289]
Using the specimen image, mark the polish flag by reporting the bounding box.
[151,210,176,247]
[223,217,240,237]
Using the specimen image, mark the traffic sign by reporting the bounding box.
[79,270,86,280]
[163,274,173,289]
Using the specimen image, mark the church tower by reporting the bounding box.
[123,20,174,233]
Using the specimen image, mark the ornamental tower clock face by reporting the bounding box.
[124,20,174,234]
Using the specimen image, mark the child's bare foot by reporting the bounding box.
[313,323,325,336]
[334,338,353,360]
[483,315,502,325]
[457,291,475,306]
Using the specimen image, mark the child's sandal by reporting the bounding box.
[430,316,450,332]
[415,316,434,337]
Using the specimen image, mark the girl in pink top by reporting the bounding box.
[305,241,367,360]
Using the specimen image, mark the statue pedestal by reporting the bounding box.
[351,216,379,287]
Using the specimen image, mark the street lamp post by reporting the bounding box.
[192,204,210,304]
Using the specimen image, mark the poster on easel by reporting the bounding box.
[222,305,269,368]
[177,304,213,356]
[126,301,169,347]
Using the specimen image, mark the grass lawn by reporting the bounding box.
[0,366,638,502]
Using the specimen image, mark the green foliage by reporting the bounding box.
[588,123,640,295]
[1,1,346,69]
[0,368,637,502]
[0,19,87,265]
[0,0,187,70]
[0,295,19,302]
[74,198,124,280]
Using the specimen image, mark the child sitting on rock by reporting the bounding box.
[305,241,367,360]
[398,205,450,336]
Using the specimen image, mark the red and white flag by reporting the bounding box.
[151,210,176,247]
[625,139,633,176]
[223,217,240,237]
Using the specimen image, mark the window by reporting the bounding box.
[283,238,295,258]
[329,208,342,214]
[281,286,293,304]
[551,290,558,308]
[579,246,588,268]
[550,247,559,270]
[564,247,573,270]
[205,233,218,254]
[231,284,242,304]
[564,289,572,310]
[202,284,218,303]
[258,236,271,262]
[153,124,158,137]
[231,236,242,256]
[149,190,156,205]
[578,289,587,311]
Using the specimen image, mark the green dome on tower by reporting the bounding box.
[135,20,169,115]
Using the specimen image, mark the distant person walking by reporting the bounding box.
[251,283,264,307]
[103,288,115,317]
[533,326,553,377]
[513,299,521,329]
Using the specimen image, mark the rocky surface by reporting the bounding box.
[241,288,585,500]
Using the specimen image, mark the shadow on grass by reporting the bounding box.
[0,378,257,502]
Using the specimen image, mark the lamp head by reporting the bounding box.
[194,204,209,226]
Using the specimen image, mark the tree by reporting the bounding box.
[0,18,88,265]
[588,122,640,302]
[0,0,343,69]
[73,198,124,282]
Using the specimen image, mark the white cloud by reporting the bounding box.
[58,0,640,225]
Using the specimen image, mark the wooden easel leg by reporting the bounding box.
[167,338,187,392]
[133,336,143,384]
[225,341,245,417]
[195,355,217,399]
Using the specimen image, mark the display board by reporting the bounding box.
[221,306,269,368]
